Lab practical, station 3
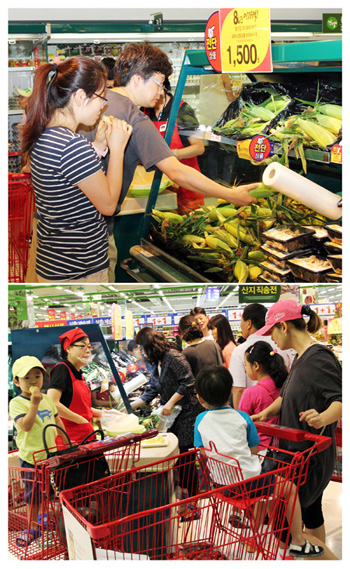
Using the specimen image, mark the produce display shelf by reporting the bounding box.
[179,129,338,165]
[127,239,211,283]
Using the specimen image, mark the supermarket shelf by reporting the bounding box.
[8,67,35,72]
[179,128,339,165]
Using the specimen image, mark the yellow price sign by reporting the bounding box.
[206,9,272,73]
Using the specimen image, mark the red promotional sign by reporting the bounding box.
[205,9,272,74]
[204,11,222,72]
[48,309,55,321]
[249,135,272,161]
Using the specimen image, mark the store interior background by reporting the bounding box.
[8,283,343,559]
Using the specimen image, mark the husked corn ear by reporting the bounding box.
[248,250,266,262]
[245,104,275,121]
[234,259,249,283]
[180,234,206,246]
[214,229,238,248]
[249,266,263,281]
[318,104,342,121]
[152,209,184,223]
[224,222,259,246]
[297,119,337,148]
[205,233,233,254]
[249,183,276,199]
[314,114,342,135]
[208,206,237,221]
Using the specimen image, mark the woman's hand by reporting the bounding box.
[106,118,133,153]
[94,120,108,153]
[299,409,324,429]
[161,404,173,416]
[250,411,268,422]
[77,416,89,425]
[231,183,259,207]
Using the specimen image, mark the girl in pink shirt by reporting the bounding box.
[239,340,288,448]
[208,314,237,369]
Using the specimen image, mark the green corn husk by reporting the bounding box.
[244,103,275,121]
[205,233,233,254]
[297,119,337,148]
[314,114,342,135]
[249,183,276,199]
[234,259,250,283]
[214,229,239,249]
[179,234,206,246]
[318,104,342,121]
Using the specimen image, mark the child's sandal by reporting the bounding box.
[289,540,324,558]
[16,528,41,547]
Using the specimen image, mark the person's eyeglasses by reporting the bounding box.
[93,92,108,102]
[150,77,167,91]
[73,344,93,350]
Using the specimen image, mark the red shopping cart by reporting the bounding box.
[331,419,342,482]
[8,172,35,282]
[8,429,157,560]
[59,424,331,561]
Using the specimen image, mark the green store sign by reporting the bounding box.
[239,284,281,304]
[322,13,342,34]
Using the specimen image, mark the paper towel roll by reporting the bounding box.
[263,162,342,220]
[111,373,147,400]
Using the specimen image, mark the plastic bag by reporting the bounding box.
[151,405,182,432]
[100,409,139,433]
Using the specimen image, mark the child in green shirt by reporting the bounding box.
[9,356,66,547]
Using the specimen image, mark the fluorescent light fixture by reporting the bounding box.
[48,32,205,44]
[218,292,234,309]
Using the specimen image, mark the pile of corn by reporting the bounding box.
[214,93,291,138]
[269,103,342,150]
[151,185,326,283]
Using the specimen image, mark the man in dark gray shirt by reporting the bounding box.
[79,42,258,281]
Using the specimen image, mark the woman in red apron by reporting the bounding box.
[142,79,205,214]
[47,328,101,443]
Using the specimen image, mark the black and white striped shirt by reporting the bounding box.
[30,127,109,280]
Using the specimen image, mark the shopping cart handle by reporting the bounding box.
[44,429,159,468]
[255,422,332,452]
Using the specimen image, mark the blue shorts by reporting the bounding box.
[19,459,42,505]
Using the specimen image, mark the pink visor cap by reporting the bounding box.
[257,300,303,336]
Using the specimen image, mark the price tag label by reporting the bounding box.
[331,144,342,164]
[205,9,272,73]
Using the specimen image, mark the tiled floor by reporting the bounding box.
[323,480,342,559]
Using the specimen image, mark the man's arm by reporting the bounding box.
[156,155,258,207]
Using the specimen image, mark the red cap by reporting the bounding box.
[257,300,303,336]
[59,328,88,351]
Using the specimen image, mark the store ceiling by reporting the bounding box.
[9,284,342,321]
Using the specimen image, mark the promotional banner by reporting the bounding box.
[111,304,123,340]
[205,8,272,73]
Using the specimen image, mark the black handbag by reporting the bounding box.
[42,424,110,498]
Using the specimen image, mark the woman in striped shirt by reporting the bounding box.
[21,57,132,282]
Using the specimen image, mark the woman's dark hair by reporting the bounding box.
[195,365,233,407]
[242,303,267,331]
[208,314,236,351]
[164,77,171,92]
[114,41,173,87]
[22,57,107,157]
[178,315,203,343]
[190,307,207,316]
[101,57,116,80]
[274,305,322,335]
[245,341,288,389]
[135,327,172,364]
